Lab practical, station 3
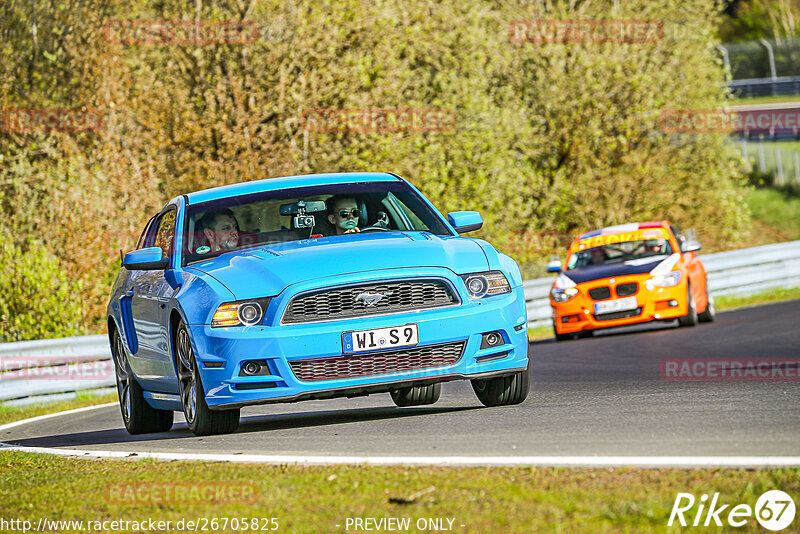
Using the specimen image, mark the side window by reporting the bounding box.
[670,224,685,250]
[150,209,177,259]
[136,215,157,250]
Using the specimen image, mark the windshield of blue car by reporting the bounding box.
[182,181,453,265]
[566,239,674,270]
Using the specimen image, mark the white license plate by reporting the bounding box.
[594,296,638,315]
[342,324,419,354]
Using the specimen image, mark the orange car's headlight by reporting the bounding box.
[551,273,578,302]
[646,270,682,288]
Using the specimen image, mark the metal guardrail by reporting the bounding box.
[729,76,800,99]
[0,335,113,402]
[0,240,799,402]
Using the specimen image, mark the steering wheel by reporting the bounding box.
[359,225,391,232]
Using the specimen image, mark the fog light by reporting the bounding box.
[242,361,261,376]
[480,331,504,350]
[668,300,678,307]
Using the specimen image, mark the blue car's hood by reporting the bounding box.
[185,232,488,299]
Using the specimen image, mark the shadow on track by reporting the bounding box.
[530,319,681,345]
[4,405,480,448]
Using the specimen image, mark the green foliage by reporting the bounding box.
[0,229,84,342]
[0,0,753,335]
[719,0,800,42]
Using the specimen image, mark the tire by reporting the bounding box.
[471,369,530,407]
[698,292,716,323]
[111,329,173,435]
[390,383,441,407]
[175,321,240,435]
[677,284,699,327]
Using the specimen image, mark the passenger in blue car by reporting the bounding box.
[326,196,361,235]
[200,208,240,252]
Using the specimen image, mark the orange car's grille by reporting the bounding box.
[288,341,465,382]
[593,307,643,322]
[616,282,638,297]
[588,287,611,300]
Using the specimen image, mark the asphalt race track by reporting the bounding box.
[3,301,799,461]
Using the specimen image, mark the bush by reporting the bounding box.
[0,231,84,342]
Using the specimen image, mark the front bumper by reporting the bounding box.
[551,275,689,334]
[187,268,529,410]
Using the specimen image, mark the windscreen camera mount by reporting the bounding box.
[294,200,315,229]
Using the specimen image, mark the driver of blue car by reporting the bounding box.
[326,196,361,235]
[200,208,240,252]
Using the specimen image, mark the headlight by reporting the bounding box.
[211,298,271,327]
[550,273,578,302]
[460,271,511,299]
[647,270,682,288]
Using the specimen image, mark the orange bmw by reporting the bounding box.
[547,221,715,341]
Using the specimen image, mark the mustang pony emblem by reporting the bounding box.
[355,291,394,307]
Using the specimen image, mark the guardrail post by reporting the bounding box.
[795,151,800,183]
[759,39,778,95]
[716,44,731,76]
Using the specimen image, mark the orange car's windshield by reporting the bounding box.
[566,238,673,270]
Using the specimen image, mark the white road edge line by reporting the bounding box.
[1,403,799,467]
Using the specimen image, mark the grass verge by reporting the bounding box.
[731,95,800,106]
[0,391,118,427]
[0,451,797,533]
[715,287,800,311]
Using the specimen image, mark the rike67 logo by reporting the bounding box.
[669,490,795,530]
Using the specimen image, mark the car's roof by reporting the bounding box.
[578,221,669,240]
[184,172,402,205]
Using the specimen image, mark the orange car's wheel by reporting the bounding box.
[678,283,698,327]
[698,279,716,323]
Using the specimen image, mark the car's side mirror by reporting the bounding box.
[447,211,483,234]
[681,240,701,253]
[123,247,169,270]
[546,259,563,273]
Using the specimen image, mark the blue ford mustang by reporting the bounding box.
[107,172,530,435]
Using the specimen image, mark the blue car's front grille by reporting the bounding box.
[282,278,459,324]
[289,340,466,382]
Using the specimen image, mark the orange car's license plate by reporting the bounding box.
[594,296,637,315]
